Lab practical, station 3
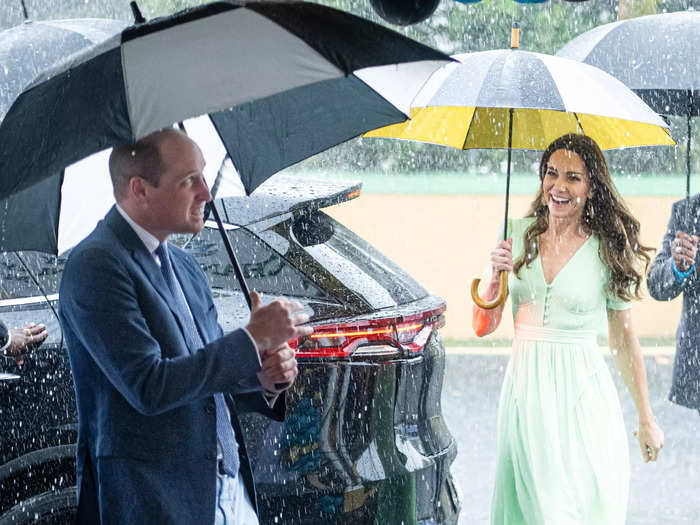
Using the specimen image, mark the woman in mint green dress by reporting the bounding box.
[473,134,665,524]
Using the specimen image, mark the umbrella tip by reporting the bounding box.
[130,1,146,24]
[20,0,29,21]
[510,22,520,49]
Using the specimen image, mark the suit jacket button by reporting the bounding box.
[205,402,215,414]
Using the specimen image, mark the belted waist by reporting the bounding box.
[514,324,597,345]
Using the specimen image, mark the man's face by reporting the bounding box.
[144,134,211,238]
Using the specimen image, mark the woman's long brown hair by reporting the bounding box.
[512,134,653,302]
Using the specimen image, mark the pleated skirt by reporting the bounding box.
[491,324,629,525]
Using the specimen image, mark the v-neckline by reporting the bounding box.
[538,234,592,287]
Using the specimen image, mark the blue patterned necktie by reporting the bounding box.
[155,242,239,477]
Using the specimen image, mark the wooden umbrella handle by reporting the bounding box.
[471,271,508,310]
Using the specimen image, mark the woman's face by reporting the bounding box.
[541,148,591,223]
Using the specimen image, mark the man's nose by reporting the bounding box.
[198,179,213,202]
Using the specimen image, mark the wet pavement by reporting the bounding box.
[442,350,700,525]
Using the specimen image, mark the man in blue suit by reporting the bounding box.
[59,128,311,524]
[647,195,700,412]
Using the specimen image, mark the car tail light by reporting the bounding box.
[291,304,446,358]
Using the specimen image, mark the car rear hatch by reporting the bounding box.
[174,173,459,524]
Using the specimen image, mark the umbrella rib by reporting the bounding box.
[573,112,584,135]
[461,106,478,150]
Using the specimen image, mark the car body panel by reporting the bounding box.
[0,179,459,524]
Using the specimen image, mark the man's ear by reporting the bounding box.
[129,176,149,204]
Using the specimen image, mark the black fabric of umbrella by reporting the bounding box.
[558,11,700,223]
[0,1,450,312]
[0,17,127,253]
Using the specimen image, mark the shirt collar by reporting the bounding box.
[115,203,161,257]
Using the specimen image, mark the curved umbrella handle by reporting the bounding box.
[471,272,509,310]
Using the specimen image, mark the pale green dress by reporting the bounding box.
[491,218,630,525]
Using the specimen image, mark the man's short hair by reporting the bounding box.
[109,128,185,201]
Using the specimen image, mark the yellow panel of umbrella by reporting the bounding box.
[364,28,674,309]
[365,106,674,151]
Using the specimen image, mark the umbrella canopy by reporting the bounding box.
[557,11,700,117]
[0,17,128,255]
[365,45,674,309]
[0,17,127,120]
[0,0,449,204]
[365,49,674,150]
[0,1,450,255]
[557,11,699,199]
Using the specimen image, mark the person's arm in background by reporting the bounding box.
[1,320,48,365]
[472,238,512,337]
[607,307,664,463]
[647,200,698,301]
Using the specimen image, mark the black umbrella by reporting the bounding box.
[0,1,449,254]
[0,1,448,201]
[0,1,450,316]
[0,17,127,253]
[558,11,699,214]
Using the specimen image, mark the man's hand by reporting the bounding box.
[671,231,698,271]
[5,323,48,365]
[257,343,298,393]
[246,291,313,352]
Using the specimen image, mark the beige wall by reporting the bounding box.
[326,194,682,341]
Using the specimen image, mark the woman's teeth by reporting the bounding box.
[551,195,570,204]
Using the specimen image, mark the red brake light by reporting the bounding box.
[292,304,446,358]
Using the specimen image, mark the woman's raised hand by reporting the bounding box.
[490,238,513,279]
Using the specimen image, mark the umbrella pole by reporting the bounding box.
[177,122,253,309]
[687,112,691,202]
[207,201,253,310]
[208,203,290,389]
[503,107,514,241]
[686,93,692,229]
[471,108,513,310]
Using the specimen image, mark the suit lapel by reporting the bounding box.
[103,207,197,348]
[170,248,211,345]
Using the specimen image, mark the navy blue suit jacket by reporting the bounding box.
[59,207,284,524]
[647,195,700,408]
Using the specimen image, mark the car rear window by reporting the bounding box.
[317,213,428,305]
[253,211,426,309]
[170,225,334,301]
[0,252,64,300]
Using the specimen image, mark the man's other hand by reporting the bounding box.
[672,231,699,271]
[5,323,48,365]
[257,344,298,393]
[246,291,313,352]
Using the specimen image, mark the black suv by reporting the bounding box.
[0,176,460,525]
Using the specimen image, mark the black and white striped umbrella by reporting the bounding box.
[0,0,449,213]
[558,11,700,201]
[0,17,127,254]
[0,17,127,121]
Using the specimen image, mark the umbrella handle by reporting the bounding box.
[471,272,508,310]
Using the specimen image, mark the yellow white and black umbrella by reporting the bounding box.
[365,28,674,309]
